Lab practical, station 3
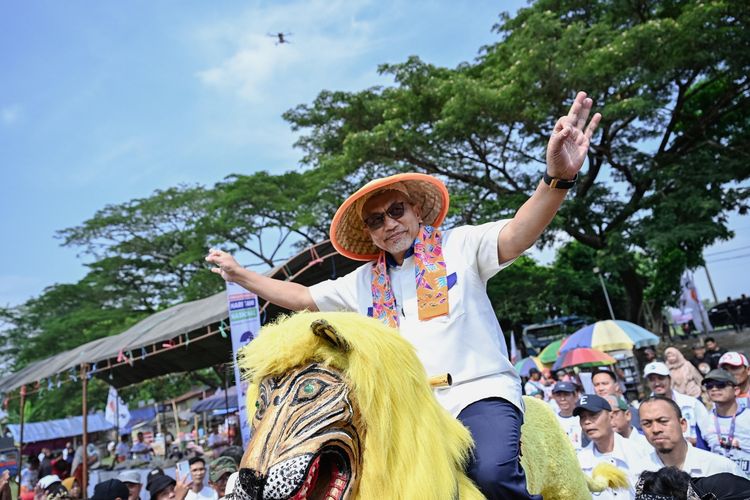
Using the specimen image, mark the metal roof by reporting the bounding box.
[0,240,360,391]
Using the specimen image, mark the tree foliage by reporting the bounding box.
[3,0,749,420]
[284,0,750,323]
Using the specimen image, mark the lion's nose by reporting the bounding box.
[234,468,268,500]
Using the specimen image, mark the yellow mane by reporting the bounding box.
[238,311,484,500]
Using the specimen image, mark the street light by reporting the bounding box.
[593,267,616,320]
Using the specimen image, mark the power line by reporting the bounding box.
[704,244,750,257]
[707,252,750,264]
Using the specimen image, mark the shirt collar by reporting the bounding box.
[385,245,415,268]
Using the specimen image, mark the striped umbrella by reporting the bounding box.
[552,347,616,370]
[514,356,543,377]
[560,320,660,353]
[539,338,568,364]
[610,320,660,348]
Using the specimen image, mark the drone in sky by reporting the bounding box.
[268,32,292,45]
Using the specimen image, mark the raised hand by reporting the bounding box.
[205,248,243,282]
[175,470,192,500]
[545,91,601,180]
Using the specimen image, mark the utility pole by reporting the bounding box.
[594,267,616,320]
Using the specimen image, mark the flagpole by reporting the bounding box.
[116,389,119,438]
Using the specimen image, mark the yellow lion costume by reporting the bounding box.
[235,312,625,499]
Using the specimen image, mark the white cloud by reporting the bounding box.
[194,0,382,102]
[1,104,21,126]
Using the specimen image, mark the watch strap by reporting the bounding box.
[543,172,577,189]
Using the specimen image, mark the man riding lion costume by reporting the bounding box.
[233,312,626,500]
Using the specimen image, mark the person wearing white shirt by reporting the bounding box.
[524,369,545,398]
[551,381,583,452]
[206,93,602,500]
[697,368,750,478]
[604,395,652,455]
[643,361,709,447]
[638,395,744,477]
[574,394,651,499]
[185,457,219,500]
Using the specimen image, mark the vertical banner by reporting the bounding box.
[226,281,262,448]
[680,271,713,334]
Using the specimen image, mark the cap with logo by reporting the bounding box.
[552,381,577,394]
[718,352,749,368]
[573,394,612,416]
[702,369,738,386]
[643,361,670,377]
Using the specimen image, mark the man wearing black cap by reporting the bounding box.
[147,473,190,500]
[575,394,651,499]
[91,479,129,500]
[697,369,750,478]
[551,381,583,452]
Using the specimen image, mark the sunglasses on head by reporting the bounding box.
[703,381,732,390]
[363,201,407,230]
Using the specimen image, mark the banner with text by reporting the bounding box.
[226,281,262,447]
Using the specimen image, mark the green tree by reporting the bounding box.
[284,0,750,325]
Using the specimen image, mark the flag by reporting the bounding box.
[105,386,131,431]
[680,271,713,334]
[509,332,518,364]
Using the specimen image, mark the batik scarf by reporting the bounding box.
[370,225,448,328]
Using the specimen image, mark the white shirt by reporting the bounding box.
[669,390,710,442]
[577,433,652,500]
[556,413,583,452]
[524,380,543,396]
[623,427,652,455]
[185,485,219,500]
[645,441,744,477]
[698,406,750,478]
[310,221,521,416]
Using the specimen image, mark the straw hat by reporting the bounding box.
[330,173,450,261]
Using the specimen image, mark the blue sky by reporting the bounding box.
[1,0,747,310]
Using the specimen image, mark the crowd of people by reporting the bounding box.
[524,339,750,498]
[12,451,242,500]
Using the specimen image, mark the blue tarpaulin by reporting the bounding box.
[5,413,114,444]
[191,386,238,413]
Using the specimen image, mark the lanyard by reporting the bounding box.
[712,408,737,456]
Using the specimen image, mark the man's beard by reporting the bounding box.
[386,233,414,255]
[654,442,675,454]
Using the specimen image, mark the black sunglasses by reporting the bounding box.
[704,381,732,390]
[363,202,407,230]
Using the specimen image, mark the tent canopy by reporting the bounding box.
[192,386,238,413]
[0,240,359,392]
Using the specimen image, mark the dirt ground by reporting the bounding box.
[625,326,750,400]
[661,326,750,359]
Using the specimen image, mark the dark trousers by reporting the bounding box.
[457,397,542,500]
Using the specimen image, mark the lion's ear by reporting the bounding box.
[311,319,350,353]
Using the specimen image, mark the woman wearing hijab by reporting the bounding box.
[664,346,704,398]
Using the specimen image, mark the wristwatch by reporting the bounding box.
[543,172,577,189]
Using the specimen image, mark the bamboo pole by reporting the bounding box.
[16,385,26,499]
[170,399,180,457]
[81,364,89,500]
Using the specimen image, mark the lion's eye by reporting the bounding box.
[293,379,328,404]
